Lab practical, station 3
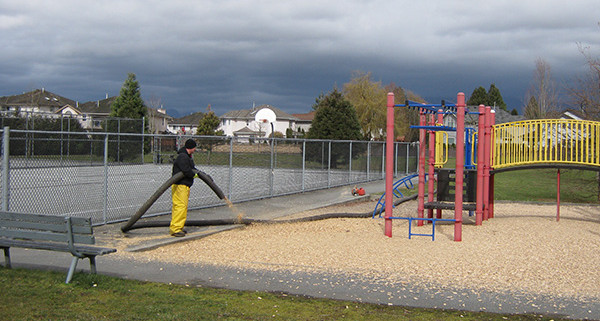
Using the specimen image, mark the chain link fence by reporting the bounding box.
[0,127,418,225]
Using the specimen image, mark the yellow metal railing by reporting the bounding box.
[492,119,600,169]
[434,131,448,168]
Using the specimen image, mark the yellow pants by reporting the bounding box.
[170,184,190,234]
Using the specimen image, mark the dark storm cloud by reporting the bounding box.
[1,0,599,117]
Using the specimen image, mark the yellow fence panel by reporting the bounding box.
[492,119,600,169]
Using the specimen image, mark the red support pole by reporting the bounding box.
[488,110,496,219]
[436,109,444,219]
[417,110,427,227]
[384,93,395,237]
[475,105,485,225]
[557,168,561,222]
[427,113,435,221]
[483,106,492,221]
[454,93,466,242]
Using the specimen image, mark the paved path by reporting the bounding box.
[5,179,600,320]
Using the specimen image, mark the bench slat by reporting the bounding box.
[0,238,116,256]
[0,229,95,244]
[0,219,93,234]
[0,211,91,227]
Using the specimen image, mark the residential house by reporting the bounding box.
[291,111,315,136]
[220,105,300,139]
[0,89,173,133]
[147,107,173,134]
[0,88,76,115]
[167,112,206,135]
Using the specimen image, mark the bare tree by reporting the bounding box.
[145,95,164,134]
[569,43,600,120]
[524,58,559,119]
[569,36,600,200]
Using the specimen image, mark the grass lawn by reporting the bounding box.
[494,168,599,203]
[0,268,569,321]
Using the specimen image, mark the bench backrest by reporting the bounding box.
[0,211,95,245]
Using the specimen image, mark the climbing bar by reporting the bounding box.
[410,125,457,132]
[388,216,456,241]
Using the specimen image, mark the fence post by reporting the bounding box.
[327,141,331,187]
[141,117,145,164]
[381,141,386,179]
[405,143,410,174]
[103,133,109,224]
[367,141,371,180]
[394,142,398,177]
[349,141,353,182]
[270,138,275,196]
[229,137,233,199]
[2,127,10,211]
[302,140,306,192]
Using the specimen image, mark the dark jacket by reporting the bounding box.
[172,147,196,187]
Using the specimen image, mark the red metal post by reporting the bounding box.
[475,105,485,225]
[385,93,395,237]
[436,109,444,219]
[488,110,496,219]
[483,106,492,221]
[557,168,561,222]
[417,110,427,226]
[427,113,435,221]
[454,93,466,242]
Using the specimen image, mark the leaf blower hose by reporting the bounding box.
[121,169,225,232]
[121,168,419,232]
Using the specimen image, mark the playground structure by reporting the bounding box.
[382,92,600,241]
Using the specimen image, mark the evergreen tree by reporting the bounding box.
[467,86,488,106]
[111,73,147,119]
[307,89,362,168]
[487,83,507,110]
[107,73,148,162]
[195,111,223,136]
[307,89,361,140]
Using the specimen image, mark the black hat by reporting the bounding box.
[184,139,197,149]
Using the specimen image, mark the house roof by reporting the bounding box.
[147,108,173,120]
[78,96,116,115]
[233,126,263,136]
[0,89,76,111]
[461,106,524,125]
[491,108,525,124]
[561,109,585,120]
[170,112,205,125]
[292,111,315,122]
[222,105,299,121]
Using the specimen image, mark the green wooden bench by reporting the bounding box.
[0,211,117,283]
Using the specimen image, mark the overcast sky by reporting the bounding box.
[1,1,599,118]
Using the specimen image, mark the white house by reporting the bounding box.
[220,105,300,139]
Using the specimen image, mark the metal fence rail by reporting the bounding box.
[0,127,418,225]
